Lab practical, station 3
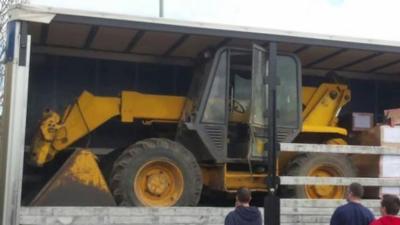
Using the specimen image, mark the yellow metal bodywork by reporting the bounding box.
[302,125,347,136]
[202,165,267,192]
[32,83,350,167]
[121,91,185,123]
[326,137,348,145]
[31,91,184,166]
[31,82,352,199]
[301,83,350,136]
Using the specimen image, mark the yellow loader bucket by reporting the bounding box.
[31,149,116,206]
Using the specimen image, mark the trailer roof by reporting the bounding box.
[10,4,400,80]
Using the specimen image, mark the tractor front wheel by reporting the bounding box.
[110,138,202,206]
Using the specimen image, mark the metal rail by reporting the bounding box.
[280,143,400,187]
[280,143,400,155]
[281,176,400,186]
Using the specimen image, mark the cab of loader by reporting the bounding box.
[176,45,302,163]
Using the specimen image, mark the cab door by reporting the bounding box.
[249,44,268,158]
[249,44,302,159]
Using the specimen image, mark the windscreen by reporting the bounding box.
[202,51,228,123]
[185,59,212,116]
[276,56,300,128]
[250,54,300,130]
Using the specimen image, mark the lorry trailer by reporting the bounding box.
[3,3,400,225]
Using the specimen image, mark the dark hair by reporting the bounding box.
[381,194,400,215]
[349,183,364,198]
[237,187,252,203]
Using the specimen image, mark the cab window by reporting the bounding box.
[202,51,228,123]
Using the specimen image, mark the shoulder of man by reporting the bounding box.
[353,203,375,222]
[359,203,375,216]
[331,203,352,219]
[224,209,242,225]
[330,204,346,225]
[335,203,350,212]
[252,206,262,215]
[224,210,237,225]
[226,210,236,218]
[253,207,262,221]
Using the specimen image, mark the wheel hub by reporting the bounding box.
[134,159,184,206]
[146,171,170,196]
[306,165,344,199]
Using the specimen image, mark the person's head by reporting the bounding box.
[235,187,252,206]
[380,194,400,216]
[347,183,364,201]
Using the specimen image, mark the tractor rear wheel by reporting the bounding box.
[110,138,202,206]
[285,153,356,199]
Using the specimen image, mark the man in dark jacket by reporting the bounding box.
[330,182,375,225]
[225,187,262,225]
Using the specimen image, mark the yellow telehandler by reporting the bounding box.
[28,45,352,207]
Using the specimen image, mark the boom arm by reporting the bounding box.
[301,83,351,136]
[31,91,185,166]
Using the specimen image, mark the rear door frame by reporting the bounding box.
[0,21,32,225]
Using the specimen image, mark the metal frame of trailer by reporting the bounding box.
[18,200,381,225]
[3,3,400,225]
[14,199,389,224]
[1,21,31,225]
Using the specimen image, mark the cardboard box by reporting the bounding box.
[385,108,400,126]
[359,125,400,147]
[352,112,374,131]
[380,155,400,196]
[366,125,400,195]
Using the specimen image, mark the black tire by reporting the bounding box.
[284,153,356,198]
[110,138,202,206]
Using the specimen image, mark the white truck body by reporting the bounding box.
[3,3,400,225]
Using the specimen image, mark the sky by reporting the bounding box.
[29,0,400,42]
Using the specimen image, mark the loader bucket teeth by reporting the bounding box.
[30,149,116,206]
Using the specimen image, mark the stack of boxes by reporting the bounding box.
[356,110,400,196]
